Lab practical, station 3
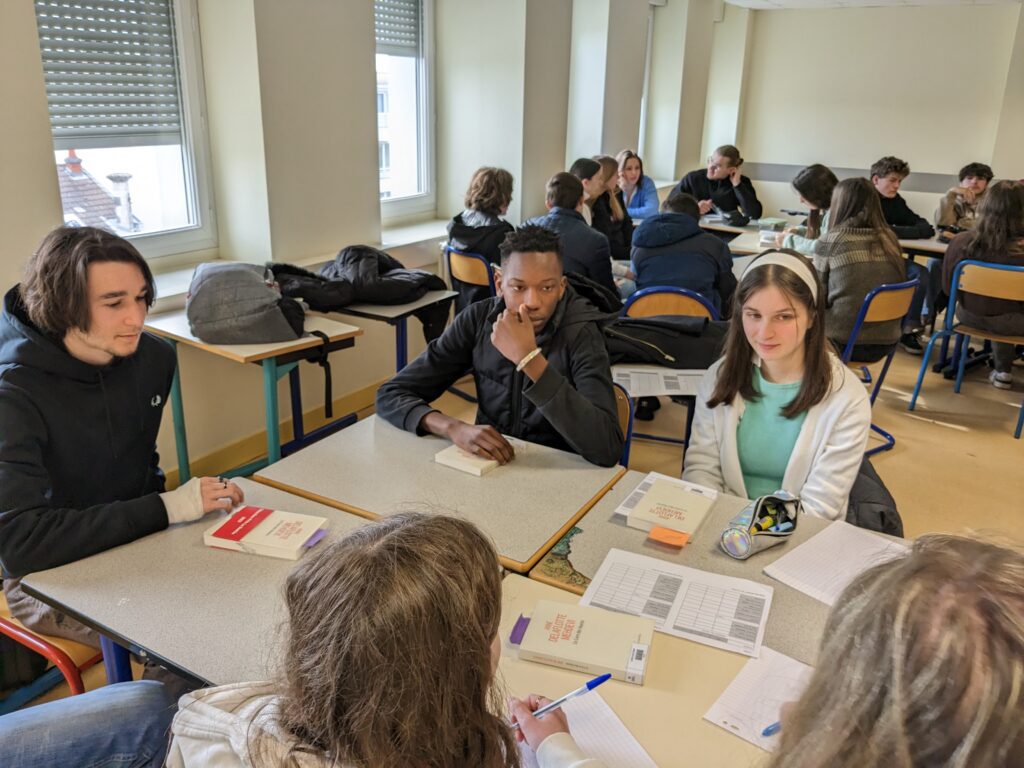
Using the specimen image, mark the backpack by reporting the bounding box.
[186,263,305,344]
[603,315,728,369]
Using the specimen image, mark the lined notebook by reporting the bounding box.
[517,691,656,768]
[763,521,908,606]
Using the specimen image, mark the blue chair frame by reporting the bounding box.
[619,287,719,453]
[839,277,920,456]
[443,245,496,403]
[612,382,635,467]
[909,260,1024,439]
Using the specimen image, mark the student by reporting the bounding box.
[0,227,242,647]
[525,173,616,297]
[814,178,907,362]
[870,156,936,352]
[167,513,607,767]
[568,157,605,226]
[670,144,763,220]
[630,192,737,317]
[942,180,1024,390]
[616,149,659,220]
[375,225,623,467]
[447,167,516,311]
[589,155,634,262]
[935,161,994,230]
[767,534,1024,768]
[682,250,870,520]
[777,164,839,256]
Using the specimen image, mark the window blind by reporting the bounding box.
[374,0,421,57]
[34,0,184,149]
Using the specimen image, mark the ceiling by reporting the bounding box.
[726,0,1021,9]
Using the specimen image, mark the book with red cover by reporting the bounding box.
[203,506,327,560]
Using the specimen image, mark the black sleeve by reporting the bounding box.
[591,235,618,298]
[888,197,935,239]
[713,240,738,319]
[374,302,483,433]
[0,385,169,579]
[522,324,624,467]
[734,176,763,219]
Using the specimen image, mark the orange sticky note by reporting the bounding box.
[648,526,689,548]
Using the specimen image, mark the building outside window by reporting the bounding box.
[34,0,215,258]
[374,0,433,220]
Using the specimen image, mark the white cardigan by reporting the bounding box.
[682,355,870,520]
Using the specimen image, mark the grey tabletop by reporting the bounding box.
[530,469,835,665]
[20,478,370,686]
[327,289,457,321]
[254,416,625,573]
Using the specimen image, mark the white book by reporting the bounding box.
[203,506,327,560]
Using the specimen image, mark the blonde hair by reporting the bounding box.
[769,534,1024,768]
[593,154,625,221]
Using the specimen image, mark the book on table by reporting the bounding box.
[515,599,654,685]
[623,475,717,536]
[434,443,499,476]
[204,506,327,560]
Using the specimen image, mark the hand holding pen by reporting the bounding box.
[509,673,611,750]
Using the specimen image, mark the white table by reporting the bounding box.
[254,416,626,572]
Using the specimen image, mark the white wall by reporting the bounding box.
[566,0,610,164]
[701,3,751,159]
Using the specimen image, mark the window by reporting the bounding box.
[374,0,433,220]
[34,0,215,259]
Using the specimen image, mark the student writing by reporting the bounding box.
[777,164,838,256]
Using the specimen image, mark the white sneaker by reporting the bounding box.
[989,370,1013,390]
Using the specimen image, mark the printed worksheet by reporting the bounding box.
[703,647,814,752]
[763,521,908,606]
[611,365,704,397]
[518,691,656,768]
[580,549,773,657]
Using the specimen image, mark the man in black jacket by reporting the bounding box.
[0,227,242,644]
[376,225,623,467]
[670,144,763,219]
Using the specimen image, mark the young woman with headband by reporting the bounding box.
[682,249,871,520]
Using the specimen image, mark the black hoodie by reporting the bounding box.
[375,285,623,467]
[0,286,175,578]
[446,212,514,312]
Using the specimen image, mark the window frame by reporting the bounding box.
[378,0,435,224]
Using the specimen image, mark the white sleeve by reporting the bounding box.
[798,381,871,520]
[681,367,726,491]
[536,732,607,768]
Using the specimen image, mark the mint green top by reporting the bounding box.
[737,366,807,499]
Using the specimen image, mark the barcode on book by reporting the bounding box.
[664,378,681,391]
[620,479,654,512]
[626,642,649,684]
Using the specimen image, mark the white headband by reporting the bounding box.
[741,250,819,302]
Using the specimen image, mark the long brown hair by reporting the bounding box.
[707,250,832,419]
[464,167,514,217]
[828,178,905,271]
[790,164,838,239]
[963,180,1024,261]
[593,155,625,221]
[268,513,517,768]
[768,534,1024,768]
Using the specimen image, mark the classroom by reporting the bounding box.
[1,0,1023,765]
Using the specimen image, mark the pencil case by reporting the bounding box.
[719,491,802,560]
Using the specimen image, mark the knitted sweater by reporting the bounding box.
[813,228,906,345]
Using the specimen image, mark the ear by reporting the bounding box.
[545,200,553,210]
[493,266,503,293]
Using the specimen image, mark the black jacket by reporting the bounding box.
[375,286,623,466]
[525,208,617,297]
[446,213,513,312]
[590,190,635,261]
[671,170,763,219]
[0,287,174,578]
[878,193,935,240]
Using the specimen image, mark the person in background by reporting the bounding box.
[670,144,763,220]
[682,250,870,520]
[869,156,936,353]
[446,167,515,311]
[590,155,634,263]
[568,158,605,226]
[776,164,839,256]
[167,513,608,767]
[942,180,1024,390]
[813,178,907,362]
[525,173,616,297]
[616,149,659,220]
[935,162,994,230]
[767,535,1024,768]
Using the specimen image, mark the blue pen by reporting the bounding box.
[762,721,782,737]
[768,521,794,533]
[511,673,612,731]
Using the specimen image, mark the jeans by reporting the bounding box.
[0,681,173,768]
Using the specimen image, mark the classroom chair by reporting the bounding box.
[620,287,719,460]
[443,245,496,403]
[0,595,103,715]
[908,260,1024,439]
[612,382,634,467]
[838,277,919,456]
